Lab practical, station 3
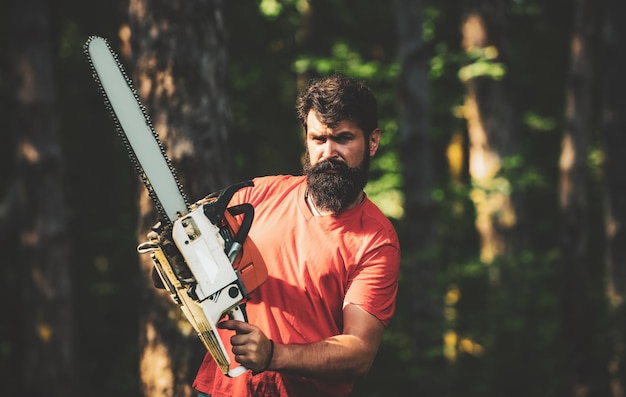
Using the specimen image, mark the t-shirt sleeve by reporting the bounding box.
[344,242,400,328]
[229,175,292,207]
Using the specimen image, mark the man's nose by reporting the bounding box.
[321,140,339,160]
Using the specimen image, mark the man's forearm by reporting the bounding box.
[269,335,378,380]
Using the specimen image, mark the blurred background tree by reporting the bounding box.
[4,0,76,396]
[127,0,233,395]
[1,0,625,396]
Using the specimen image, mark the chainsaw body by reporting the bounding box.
[138,182,267,377]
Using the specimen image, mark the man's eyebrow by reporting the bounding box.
[308,127,357,138]
[332,130,356,138]
[308,131,355,139]
[307,130,325,137]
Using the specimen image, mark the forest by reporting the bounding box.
[2,0,626,396]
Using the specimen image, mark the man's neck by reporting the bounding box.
[305,189,364,216]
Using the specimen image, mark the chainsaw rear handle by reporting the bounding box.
[225,304,248,378]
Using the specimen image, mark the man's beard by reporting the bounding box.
[303,151,370,214]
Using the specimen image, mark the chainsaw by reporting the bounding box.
[84,36,267,377]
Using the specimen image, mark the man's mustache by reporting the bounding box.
[311,158,350,173]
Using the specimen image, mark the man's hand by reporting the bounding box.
[218,319,274,374]
[218,304,384,379]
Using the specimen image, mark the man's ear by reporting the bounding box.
[369,128,381,157]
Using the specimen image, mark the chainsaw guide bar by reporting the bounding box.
[84,35,189,225]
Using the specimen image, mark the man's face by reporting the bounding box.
[303,110,381,213]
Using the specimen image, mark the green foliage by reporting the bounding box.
[446,251,563,396]
[258,0,283,19]
[226,1,303,179]
[294,42,398,80]
[458,47,507,82]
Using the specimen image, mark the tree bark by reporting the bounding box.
[128,0,232,396]
[6,0,77,395]
[396,0,446,394]
[602,0,626,395]
[558,0,599,395]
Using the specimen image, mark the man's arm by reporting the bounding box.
[219,303,385,379]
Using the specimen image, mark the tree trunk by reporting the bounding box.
[460,0,523,274]
[602,0,626,395]
[128,0,232,396]
[396,0,446,394]
[6,0,77,396]
[558,0,599,395]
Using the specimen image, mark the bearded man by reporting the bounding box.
[192,73,401,397]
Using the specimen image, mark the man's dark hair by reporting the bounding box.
[296,73,378,137]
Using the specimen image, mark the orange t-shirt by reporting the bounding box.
[193,175,400,397]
